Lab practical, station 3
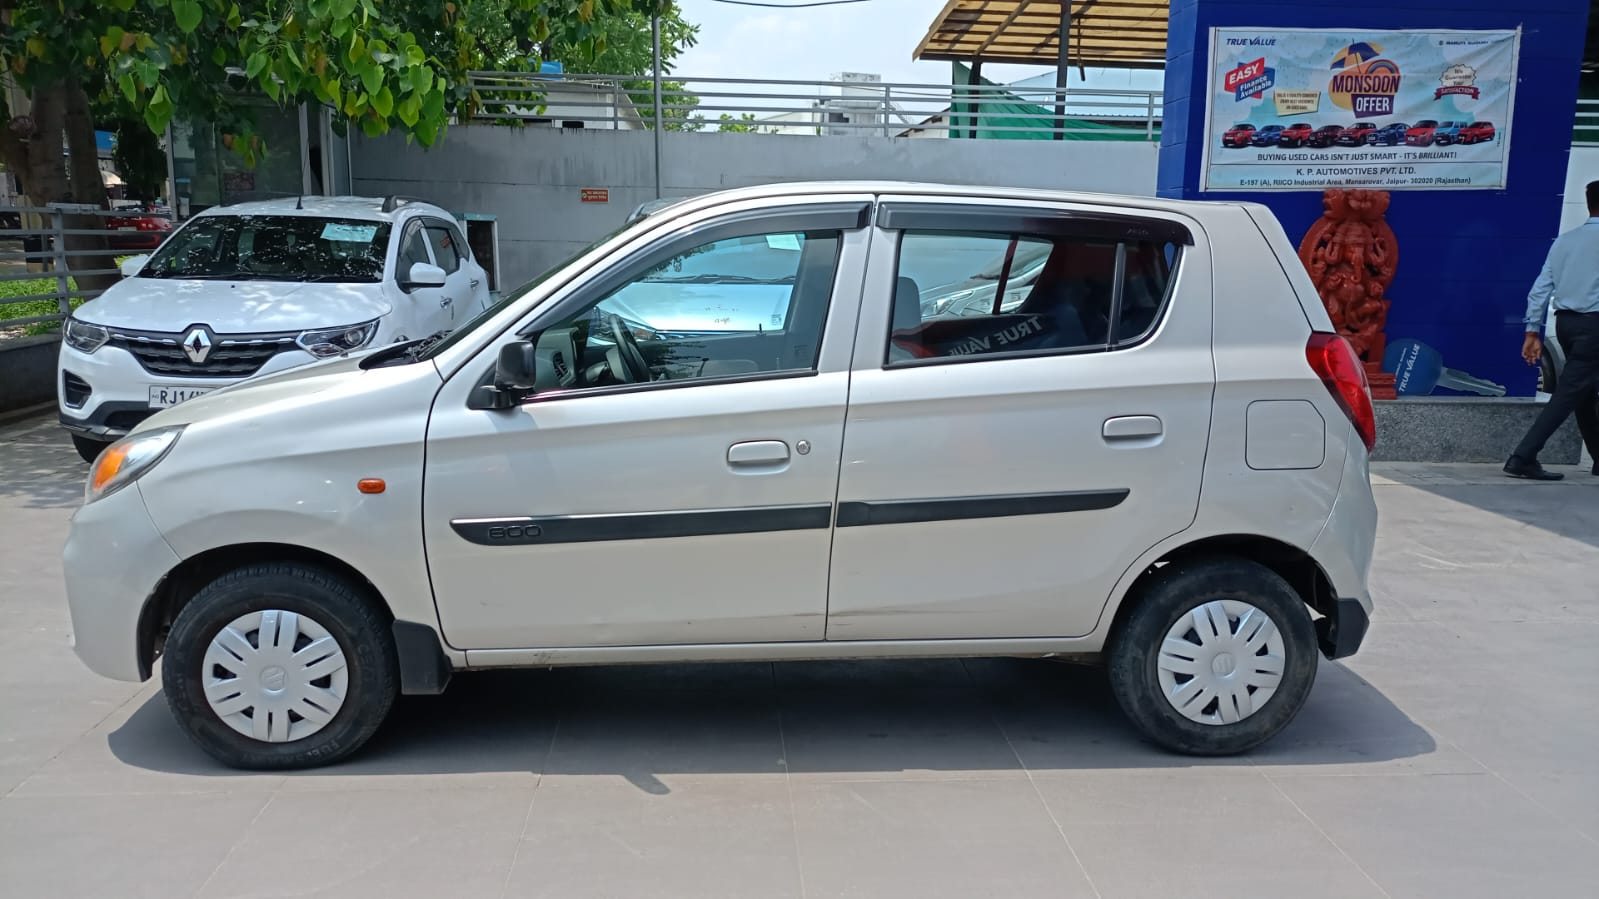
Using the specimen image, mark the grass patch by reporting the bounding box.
[0,275,81,336]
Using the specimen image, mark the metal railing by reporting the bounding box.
[467,72,1163,141]
[1576,98,1599,147]
[0,204,172,337]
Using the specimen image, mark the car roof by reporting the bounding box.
[635,180,1269,225]
[195,195,453,223]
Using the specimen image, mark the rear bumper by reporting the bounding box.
[1316,597,1369,660]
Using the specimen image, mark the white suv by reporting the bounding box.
[58,195,491,461]
[62,183,1378,769]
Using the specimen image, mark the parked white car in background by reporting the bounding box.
[58,195,491,461]
[62,182,1377,769]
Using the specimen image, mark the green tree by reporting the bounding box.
[0,0,677,204]
[0,0,675,286]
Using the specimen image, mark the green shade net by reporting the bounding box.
[948,62,1155,141]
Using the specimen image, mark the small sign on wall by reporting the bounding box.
[580,188,609,203]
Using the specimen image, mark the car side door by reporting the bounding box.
[421,217,483,325]
[826,198,1215,641]
[393,218,452,340]
[421,197,872,651]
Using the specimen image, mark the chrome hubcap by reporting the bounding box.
[201,610,349,743]
[1157,600,1286,726]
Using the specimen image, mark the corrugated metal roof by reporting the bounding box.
[914,0,1169,69]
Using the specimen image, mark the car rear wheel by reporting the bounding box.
[1108,557,1319,755]
[71,434,109,464]
[161,563,398,769]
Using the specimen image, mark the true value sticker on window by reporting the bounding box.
[320,223,379,242]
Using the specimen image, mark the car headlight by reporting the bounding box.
[63,316,109,354]
[85,426,182,503]
[297,320,380,358]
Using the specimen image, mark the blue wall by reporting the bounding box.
[1160,0,1592,396]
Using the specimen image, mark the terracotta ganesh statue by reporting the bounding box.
[1297,189,1399,398]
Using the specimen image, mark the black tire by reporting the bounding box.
[1107,556,1318,755]
[161,563,398,769]
[72,434,109,464]
[1539,354,1558,395]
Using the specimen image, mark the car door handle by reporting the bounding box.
[470,278,481,289]
[727,440,790,466]
[1102,415,1163,440]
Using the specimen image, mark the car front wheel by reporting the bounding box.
[1108,557,1319,755]
[161,563,398,769]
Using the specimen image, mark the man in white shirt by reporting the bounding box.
[1504,181,1599,480]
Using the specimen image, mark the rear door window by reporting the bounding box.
[888,228,1177,364]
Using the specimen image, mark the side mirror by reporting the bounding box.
[468,341,538,411]
[495,341,538,392]
[401,261,447,290]
[120,255,150,277]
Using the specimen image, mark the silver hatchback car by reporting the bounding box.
[64,182,1378,769]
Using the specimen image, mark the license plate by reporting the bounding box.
[148,385,213,408]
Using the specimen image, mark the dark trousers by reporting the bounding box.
[1514,310,1599,462]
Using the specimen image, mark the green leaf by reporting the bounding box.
[371,85,394,118]
[397,93,421,127]
[347,35,366,66]
[144,84,174,134]
[357,63,383,97]
[415,118,438,146]
[421,89,446,122]
[245,51,269,80]
[362,117,387,138]
[404,45,425,67]
[118,73,138,103]
[101,26,125,58]
[326,80,342,111]
[136,60,160,88]
[212,46,227,66]
[173,0,203,34]
[408,66,433,95]
[263,76,280,102]
[283,44,302,70]
[227,4,242,28]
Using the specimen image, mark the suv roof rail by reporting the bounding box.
[381,195,432,213]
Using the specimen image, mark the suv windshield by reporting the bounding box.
[140,215,392,282]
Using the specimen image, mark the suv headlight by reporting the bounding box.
[86,426,183,503]
[64,316,110,354]
[297,320,380,358]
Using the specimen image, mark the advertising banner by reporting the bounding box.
[1201,28,1520,191]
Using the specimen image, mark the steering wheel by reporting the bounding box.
[605,313,653,383]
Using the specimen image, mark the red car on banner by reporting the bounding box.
[1278,122,1315,147]
[1457,121,1496,144]
[1405,120,1441,146]
[1221,123,1257,148]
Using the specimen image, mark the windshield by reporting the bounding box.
[140,215,392,282]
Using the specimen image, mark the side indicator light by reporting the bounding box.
[358,479,386,494]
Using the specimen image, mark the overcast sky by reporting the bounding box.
[672,0,1163,90]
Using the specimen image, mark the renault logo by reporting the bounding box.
[182,327,212,364]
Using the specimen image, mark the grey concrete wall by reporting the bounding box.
[0,335,59,414]
[350,128,1159,285]
[1373,398,1581,464]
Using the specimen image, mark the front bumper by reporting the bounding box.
[63,483,180,682]
[58,341,315,441]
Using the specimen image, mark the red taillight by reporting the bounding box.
[1306,332,1377,453]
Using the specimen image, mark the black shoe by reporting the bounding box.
[1503,456,1564,480]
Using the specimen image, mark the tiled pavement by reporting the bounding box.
[2,411,1595,898]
